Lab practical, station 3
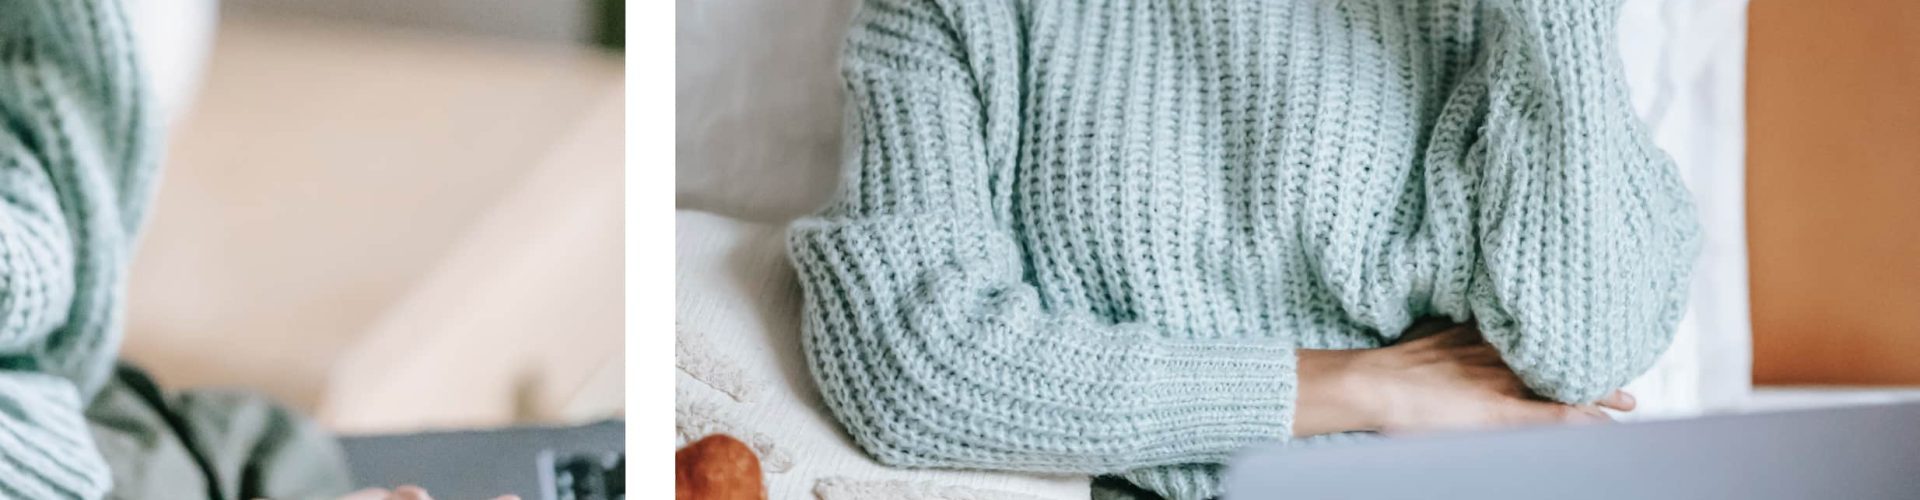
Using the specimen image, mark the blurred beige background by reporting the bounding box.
[122,8,624,434]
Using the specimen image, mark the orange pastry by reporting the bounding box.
[676,434,765,500]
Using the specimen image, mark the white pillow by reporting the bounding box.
[1614,0,1753,417]
[675,0,857,223]
[675,210,1090,499]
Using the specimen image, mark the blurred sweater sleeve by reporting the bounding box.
[0,0,154,497]
[1450,0,1702,404]
[786,0,1297,475]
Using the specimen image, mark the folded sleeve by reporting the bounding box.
[1448,0,1703,404]
[0,0,153,497]
[787,0,1298,474]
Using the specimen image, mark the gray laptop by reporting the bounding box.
[340,420,624,500]
[1225,402,1920,499]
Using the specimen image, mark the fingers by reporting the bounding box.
[1398,318,1456,343]
[1460,365,1531,399]
[391,486,432,500]
[1596,390,1637,412]
[337,487,427,500]
[1433,325,1484,347]
[1504,400,1613,426]
[339,485,510,500]
[1399,322,1482,347]
[1449,343,1505,366]
[1574,405,1615,422]
[339,489,390,500]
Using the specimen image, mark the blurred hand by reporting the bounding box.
[335,485,520,500]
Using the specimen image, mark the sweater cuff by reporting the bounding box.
[1135,337,1298,457]
[1120,463,1224,500]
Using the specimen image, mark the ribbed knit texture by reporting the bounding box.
[0,0,155,497]
[787,1,1700,499]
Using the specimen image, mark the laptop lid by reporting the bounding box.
[1224,403,1920,500]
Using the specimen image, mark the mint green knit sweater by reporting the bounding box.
[788,0,1699,498]
[0,0,155,497]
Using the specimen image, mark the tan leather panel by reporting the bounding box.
[1747,2,1920,384]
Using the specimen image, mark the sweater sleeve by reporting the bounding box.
[787,0,1297,474]
[0,0,151,497]
[1450,0,1702,404]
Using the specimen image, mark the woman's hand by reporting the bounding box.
[1293,323,1634,437]
[337,485,519,500]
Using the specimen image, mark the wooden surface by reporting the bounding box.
[124,14,624,431]
[1747,2,1920,384]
